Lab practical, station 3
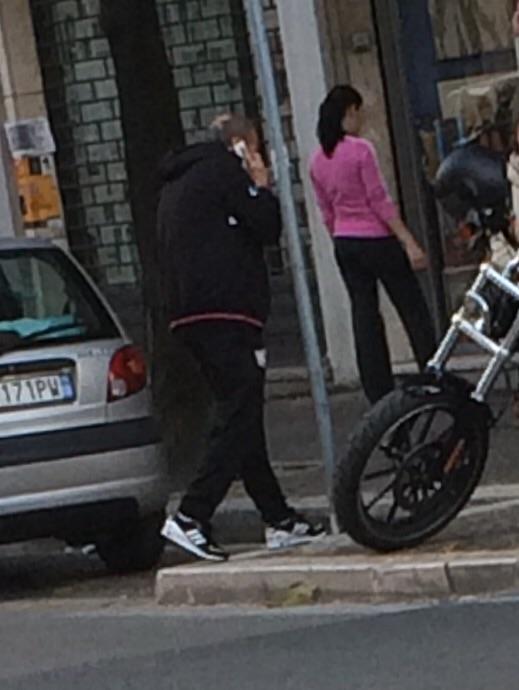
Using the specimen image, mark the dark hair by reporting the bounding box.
[317,85,363,157]
[209,113,256,147]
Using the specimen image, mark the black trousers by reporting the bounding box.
[335,237,437,404]
[177,322,291,526]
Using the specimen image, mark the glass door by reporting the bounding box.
[375,0,517,323]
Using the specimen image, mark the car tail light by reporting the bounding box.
[108,345,147,402]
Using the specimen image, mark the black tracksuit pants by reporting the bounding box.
[177,322,291,526]
[335,236,437,404]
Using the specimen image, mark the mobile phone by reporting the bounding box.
[233,140,248,160]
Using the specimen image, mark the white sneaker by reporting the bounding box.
[161,514,228,562]
[265,514,326,550]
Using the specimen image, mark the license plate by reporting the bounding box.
[0,373,75,410]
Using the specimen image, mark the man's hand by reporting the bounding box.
[245,150,270,189]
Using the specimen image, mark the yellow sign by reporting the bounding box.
[15,157,62,225]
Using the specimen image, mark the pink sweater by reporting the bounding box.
[310,136,397,238]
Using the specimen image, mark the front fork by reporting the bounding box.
[428,259,519,403]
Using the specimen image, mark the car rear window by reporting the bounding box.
[0,248,119,344]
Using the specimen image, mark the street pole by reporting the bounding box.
[243,0,337,530]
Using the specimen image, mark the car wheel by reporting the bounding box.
[96,512,165,574]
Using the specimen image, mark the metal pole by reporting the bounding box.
[243,0,337,530]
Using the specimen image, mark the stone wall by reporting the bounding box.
[29,0,318,362]
[157,0,255,141]
[258,0,312,256]
[159,0,314,266]
[30,0,141,337]
[30,0,261,342]
[251,0,325,362]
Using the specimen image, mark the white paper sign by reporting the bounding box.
[4,118,56,157]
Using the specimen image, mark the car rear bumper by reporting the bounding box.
[0,416,161,467]
[0,417,171,520]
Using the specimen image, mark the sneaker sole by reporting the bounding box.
[266,532,327,551]
[161,520,227,562]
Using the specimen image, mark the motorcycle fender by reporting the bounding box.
[400,371,492,428]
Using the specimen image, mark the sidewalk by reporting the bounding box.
[264,385,519,485]
[157,497,519,607]
[158,382,519,607]
[168,385,519,544]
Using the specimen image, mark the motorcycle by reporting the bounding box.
[333,138,519,552]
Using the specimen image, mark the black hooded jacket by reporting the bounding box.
[157,142,282,329]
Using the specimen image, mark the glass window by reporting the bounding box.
[0,248,119,345]
[398,0,517,312]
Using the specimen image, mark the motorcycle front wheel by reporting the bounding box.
[334,388,489,552]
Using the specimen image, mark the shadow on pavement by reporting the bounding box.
[0,542,193,603]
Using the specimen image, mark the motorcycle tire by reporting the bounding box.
[334,387,489,552]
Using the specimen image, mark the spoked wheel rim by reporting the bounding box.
[357,402,480,540]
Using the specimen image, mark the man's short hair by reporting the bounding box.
[209,113,255,146]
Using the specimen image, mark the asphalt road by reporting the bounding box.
[1,574,519,690]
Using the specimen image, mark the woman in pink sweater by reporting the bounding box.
[310,86,436,403]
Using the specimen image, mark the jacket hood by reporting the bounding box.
[159,141,229,184]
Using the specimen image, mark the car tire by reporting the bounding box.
[96,512,165,574]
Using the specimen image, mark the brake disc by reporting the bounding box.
[393,444,445,512]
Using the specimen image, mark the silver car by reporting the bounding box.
[0,238,169,572]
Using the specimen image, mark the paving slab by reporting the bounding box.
[372,562,450,598]
[447,557,518,596]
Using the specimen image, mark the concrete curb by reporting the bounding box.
[155,552,519,607]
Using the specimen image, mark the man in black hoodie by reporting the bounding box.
[159,114,324,561]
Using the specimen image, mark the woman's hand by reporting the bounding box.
[404,239,428,271]
[387,217,428,271]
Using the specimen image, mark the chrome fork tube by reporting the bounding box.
[428,269,489,373]
[473,312,519,401]
[426,260,519,402]
[428,323,460,372]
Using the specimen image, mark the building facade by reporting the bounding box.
[274,0,518,382]
[1,0,517,386]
